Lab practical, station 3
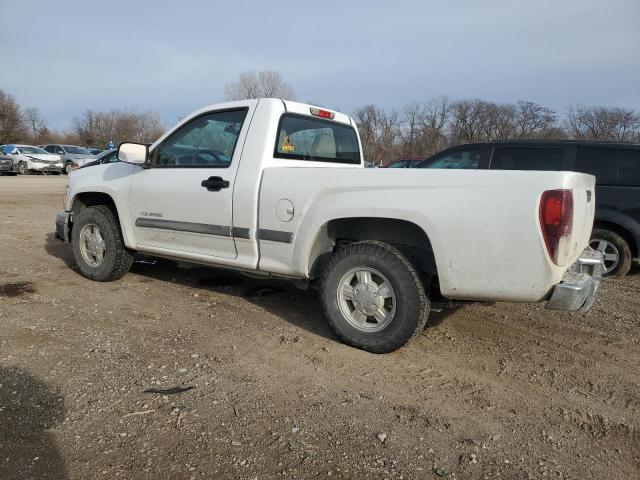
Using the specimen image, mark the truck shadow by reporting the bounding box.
[129,259,459,342]
[0,367,68,480]
[44,232,76,270]
[43,236,460,340]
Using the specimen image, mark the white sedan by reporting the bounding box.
[0,144,64,174]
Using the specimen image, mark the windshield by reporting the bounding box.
[64,146,92,155]
[19,146,49,155]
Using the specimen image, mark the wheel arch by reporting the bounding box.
[593,213,640,259]
[69,191,135,249]
[306,216,438,286]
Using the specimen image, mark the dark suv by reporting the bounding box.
[418,141,640,277]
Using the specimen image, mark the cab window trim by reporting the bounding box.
[149,107,249,169]
[273,113,361,165]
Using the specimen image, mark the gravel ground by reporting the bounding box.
[1,175,639,480]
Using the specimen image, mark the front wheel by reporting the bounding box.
[64,162,74,174]
[17,161,28,175]
[320,241,430,353]
[71,205,134,281]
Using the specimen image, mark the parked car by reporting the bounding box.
[55,99,602,353]
[41,144,96,174]
[0,153,19,175]
[1,144,64,174]
[87,147,104,155]
[383,158,424,168]
[418,140,640,276]
[78,149,118,169]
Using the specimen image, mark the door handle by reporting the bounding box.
[201,176,230,192]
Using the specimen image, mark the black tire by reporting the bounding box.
[590,228,632,278]
[320,241,430,353]
[17,161,28,175]
[71,205,133,281]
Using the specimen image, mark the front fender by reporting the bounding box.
[66,162,137,249]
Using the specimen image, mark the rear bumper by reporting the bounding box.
[546,247,604,314]
[55,210,70,242]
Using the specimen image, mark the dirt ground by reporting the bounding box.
[0,175,639,480]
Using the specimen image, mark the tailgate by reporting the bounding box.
[568,173,597,264]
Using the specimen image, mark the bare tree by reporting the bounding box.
[73,109,164,147]
[353,105,400,165]
[513,101,557,138]
[23,107,48,142]
[225,70,295,101]
[565,105,640,142]
[0,89,27,144]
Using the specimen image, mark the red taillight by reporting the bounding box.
[539,189,573,265]
[309,107,335,119]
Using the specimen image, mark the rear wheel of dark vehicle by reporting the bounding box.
[320,241,430,353]
[64,162,73,174]
[71,205,133,281]
[17,161,28,175]
[590,228,632,278]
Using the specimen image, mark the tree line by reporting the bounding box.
[2,69,639,164]
[355,97,640,165]
[0,89,164,148]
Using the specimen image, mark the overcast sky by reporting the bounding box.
[1,0,639,130]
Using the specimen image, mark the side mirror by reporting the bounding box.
[118,142,148,164]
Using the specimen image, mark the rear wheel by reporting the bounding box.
[17,161,28,175]
[71,205,133,281]
[590,228,632,277]
[320,241,430,353]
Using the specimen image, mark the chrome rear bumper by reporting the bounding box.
[546,247,604,314]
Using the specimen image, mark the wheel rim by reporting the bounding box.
[79,223,106,267]
[336,267,396,332]
[65,163,73,174]
[590,238,620,273]
[18,163,27,175]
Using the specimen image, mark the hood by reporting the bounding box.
[27,154,62,162]
[69,153,96,160]
[74,157,97,166]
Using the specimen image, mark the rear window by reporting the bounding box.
[576,147,640,186]
[275,114,360,164]
[418,147,484,169]
[490,147,564,171]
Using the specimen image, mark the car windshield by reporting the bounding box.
[19,146,49,155]
[96,149,116,160]
[64,146,92,154]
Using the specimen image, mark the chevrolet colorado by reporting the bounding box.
[56,99,603,353]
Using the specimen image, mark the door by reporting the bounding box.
[128,106,251,259]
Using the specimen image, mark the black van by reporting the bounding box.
[418,141,640,277]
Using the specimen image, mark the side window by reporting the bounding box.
[153,109,248,168]
[576,147,640,186]
[491,147,563,171]
[56,146,66,154]
[44,145,53,153]
[274,114,360,164]
[419,147,485,169]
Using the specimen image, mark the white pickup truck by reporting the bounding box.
[56,99,603,353]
